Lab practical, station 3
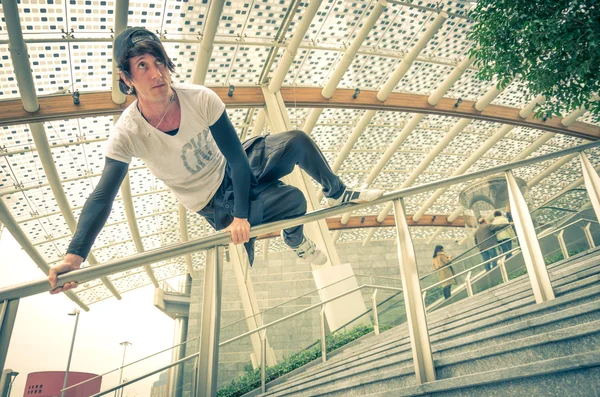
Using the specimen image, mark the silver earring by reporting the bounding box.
[127,85,134,95]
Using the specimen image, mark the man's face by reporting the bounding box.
[121,53,171,102]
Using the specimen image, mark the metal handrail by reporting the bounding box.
[70,273,402,392]
[222,273,401,330]
[220,274,356,330]
[423,216,599,292]
[91,353,199,397]
[1,139,599,302]
[219,284,402,348]
[421,212,598,281]
[96,215,598,395]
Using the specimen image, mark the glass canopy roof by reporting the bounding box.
[0,0,598,306]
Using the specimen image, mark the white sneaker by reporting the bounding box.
[327,187,384,207]
[282,231,327,266]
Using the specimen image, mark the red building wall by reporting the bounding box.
[24,371,102,397]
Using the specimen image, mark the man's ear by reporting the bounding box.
[119,71,132,88]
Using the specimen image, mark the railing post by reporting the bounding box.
[0,299,19,374]
[557,230,569,259]
[261,330,267,393]
[465,271,473,297]
[371,289,379,336]
[506,170,555,303]
[392,198,436,384]
[195,246,225,397]
[584,222,596,249]
[579,152,600,222]
[498,257,509,283]
[320,306,327,363]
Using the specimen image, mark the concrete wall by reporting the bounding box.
[181,237,466,393]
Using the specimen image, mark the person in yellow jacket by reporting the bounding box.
[432,245,456,299]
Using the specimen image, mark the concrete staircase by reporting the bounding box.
[246,247,600,396]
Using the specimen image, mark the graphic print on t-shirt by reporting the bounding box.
[181,128,219,174]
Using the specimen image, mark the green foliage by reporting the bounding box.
[467,0,600,118]
[544,246,586,265]
[216,323,391,397]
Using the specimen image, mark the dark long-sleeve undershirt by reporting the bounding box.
[67,109,251,260]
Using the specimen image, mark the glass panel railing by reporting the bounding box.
[215,285,402,396]
[217,333,261,396]
[423,215,600,313]
[539,188,589,213]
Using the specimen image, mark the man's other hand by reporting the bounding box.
[49,253,83,294]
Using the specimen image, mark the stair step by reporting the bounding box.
[261,285,600,396]
[241,249,600,397]
[372,349,600,397]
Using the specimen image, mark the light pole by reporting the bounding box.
[61,309,80,397]
[7,371,18,396]
[115,341,132,397]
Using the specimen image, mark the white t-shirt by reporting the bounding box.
[106,83,227,212]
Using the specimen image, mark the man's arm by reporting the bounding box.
[489,223,508,232]
[49,157,129,293]
[209,110,253,244]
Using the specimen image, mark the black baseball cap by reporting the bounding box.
[114,27,161,94]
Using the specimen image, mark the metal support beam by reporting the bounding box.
[474,84,504,111]
[465,272,473,297]
[428,56,474,106]
[167,280,189,397]
[229,244,276,368]
[519,95,545,119]
[372,289,379,335]
[506,170,555,303]
[557,230,569,259]
[192,0,225,85]
[178,204,195,275]
[262,86,341,266]
[30,122,121,299]
[121,171,159,287]
[320,306,327,363]
[580,151,600,223]
[412,123,514,222]
[584,222,596,249]
[426,204,464,245]
[378,117,470,223]
[322,0,388,98]
[3,89,599,139]
[562,96,599,127]
[195,246,225,397]
[378,11,449,101]
[393,198,435,384]
[0,299,19,374]
[3,0,39,112]
[0,198,89,310]
[512,132,555,161]
[268,0,323,92]
[527,153,578,187]
[111,0,129,104]
[551,163,600,198]
[301,108,324,135]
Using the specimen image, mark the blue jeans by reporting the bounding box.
[481,248,497,271]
